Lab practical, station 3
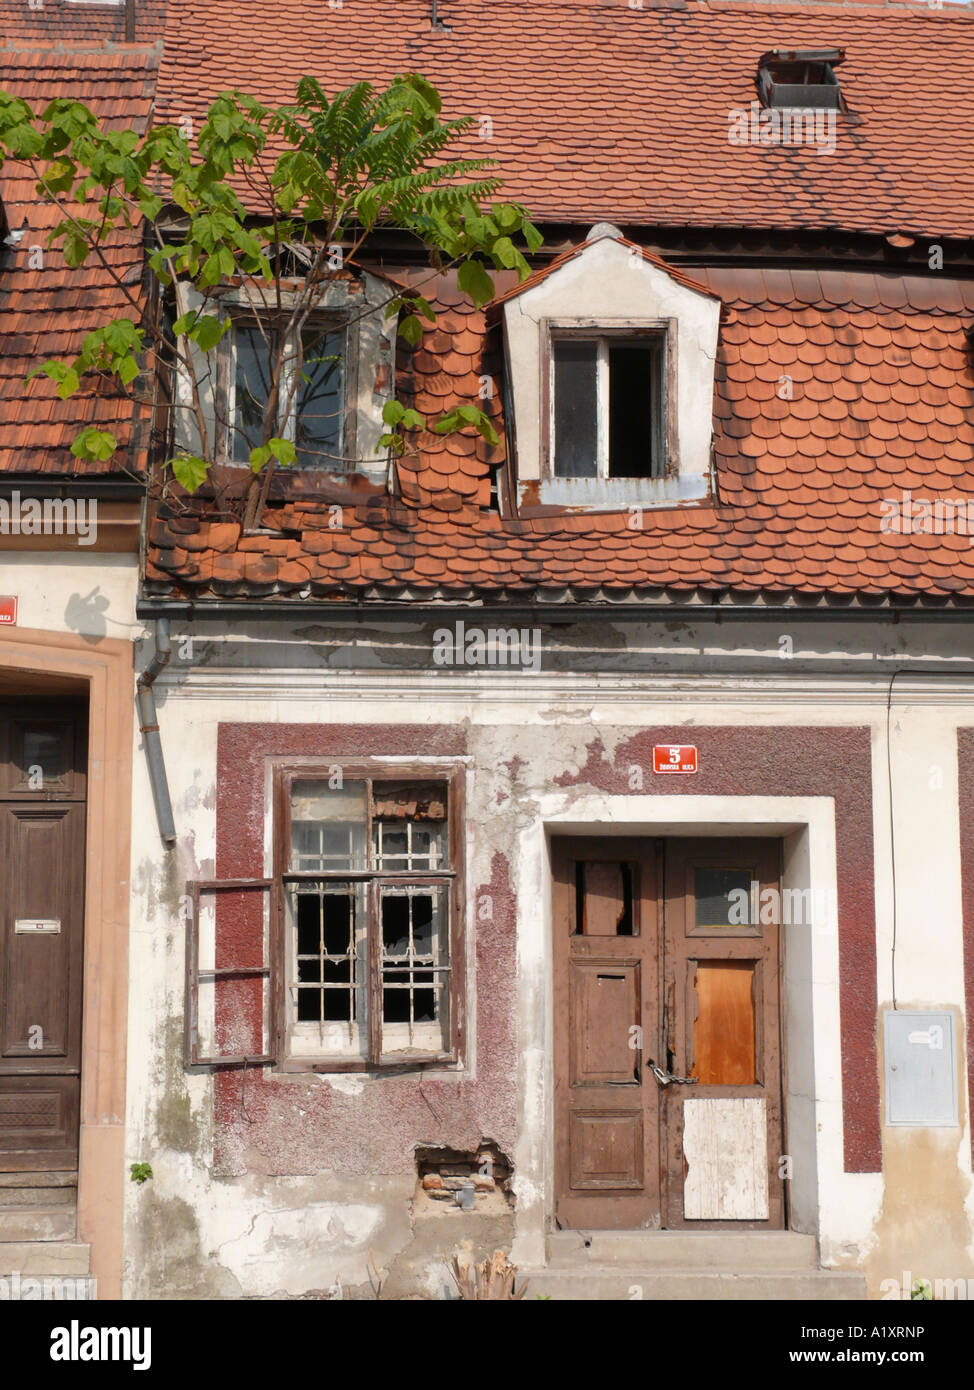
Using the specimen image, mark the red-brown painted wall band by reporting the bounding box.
[214,720,881,1175]
[554,725,880,1172]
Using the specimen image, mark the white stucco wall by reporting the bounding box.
[121,613,974,1297]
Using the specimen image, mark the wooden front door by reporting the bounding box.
[553,836,785,1230]
[0,699,87,1171]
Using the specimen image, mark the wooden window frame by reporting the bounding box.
[218,303,357,472]
[271,760,466,1074]
[184,878,275,1070]
[541,318,678,484]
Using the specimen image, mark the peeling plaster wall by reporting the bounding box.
[123,614,974,1298]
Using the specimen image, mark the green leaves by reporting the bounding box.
[457,259,495,309]
[0,73,540,489]
[434,404,500,446]
[249,438,296,473]
[379,399,428,451]
[70,427,117,462]
[170,455,209,493]
[172,311,229,352]
[28,360,80,399]
[397,314,425,346]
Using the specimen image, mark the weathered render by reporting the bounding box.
[4,0,974,1303]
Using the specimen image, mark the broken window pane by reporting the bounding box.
[288,882,367,1055]
[231,321,276,463]
[230,319,345,469]
[553,339,598,478]
[608,340,661,479]
[373,782,448,870]
[290,780,368,871]
[574,860,636,936]
[380,885,450,1056]
[294,326,344,469]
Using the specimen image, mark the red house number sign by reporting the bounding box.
[652,744,698,775]
[0,596,17,626]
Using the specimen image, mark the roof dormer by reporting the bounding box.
[492,226,721,513]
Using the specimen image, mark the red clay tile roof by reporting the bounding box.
[0,0,167,45]
[144,264,974,607]
[0,45,159,476]
[155,0,974,241]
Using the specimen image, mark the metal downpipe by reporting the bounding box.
[137,619,176,847]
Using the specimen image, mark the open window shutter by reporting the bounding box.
[184,878,276,1068]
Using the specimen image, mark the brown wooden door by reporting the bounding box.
[0,700,87,1171]
[553,836,785,1230]
[553,838,663,1229]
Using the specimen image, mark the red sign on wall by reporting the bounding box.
[0,596,17,626]
[652,744,698,775]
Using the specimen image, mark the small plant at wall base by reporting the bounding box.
[0,75,541,530]
[911,1278,933,1300]
[129,1162,153,1185]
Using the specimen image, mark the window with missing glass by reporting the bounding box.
[550,329,667,481]
[229,317,346,470]
[273,765,464,1071]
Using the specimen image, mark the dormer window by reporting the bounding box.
[758,49,844,110]
[493,227,720,514]
[172,269,397,483]
[229,317,345,470]
[551,329,666,481]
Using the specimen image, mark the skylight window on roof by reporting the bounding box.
[758,48,844,111]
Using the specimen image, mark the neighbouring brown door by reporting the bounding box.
[553,837,785,1230]
[0,699,87,1171]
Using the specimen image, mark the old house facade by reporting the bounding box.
[3,0,974,1301]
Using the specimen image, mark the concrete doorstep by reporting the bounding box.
[519,1231,867,1300]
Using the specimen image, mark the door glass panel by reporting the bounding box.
[694,866,755,929]
[693,960,756,1084]
[22,729,65,784]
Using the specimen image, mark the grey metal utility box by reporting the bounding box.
[883,1011,957,1127]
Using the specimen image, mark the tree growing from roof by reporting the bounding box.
[0,73,541,529]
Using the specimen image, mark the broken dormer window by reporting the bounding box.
[229,317,345,470]
[758,49,844,110]
[551,331,666,481]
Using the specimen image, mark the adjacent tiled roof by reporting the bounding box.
[0,46,159,476]
[144,264,974,607]
[0,0,168,46]
[155,0,974,240]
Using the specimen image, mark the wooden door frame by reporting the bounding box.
[550,831,788,1233]
[0,625,133,1299]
